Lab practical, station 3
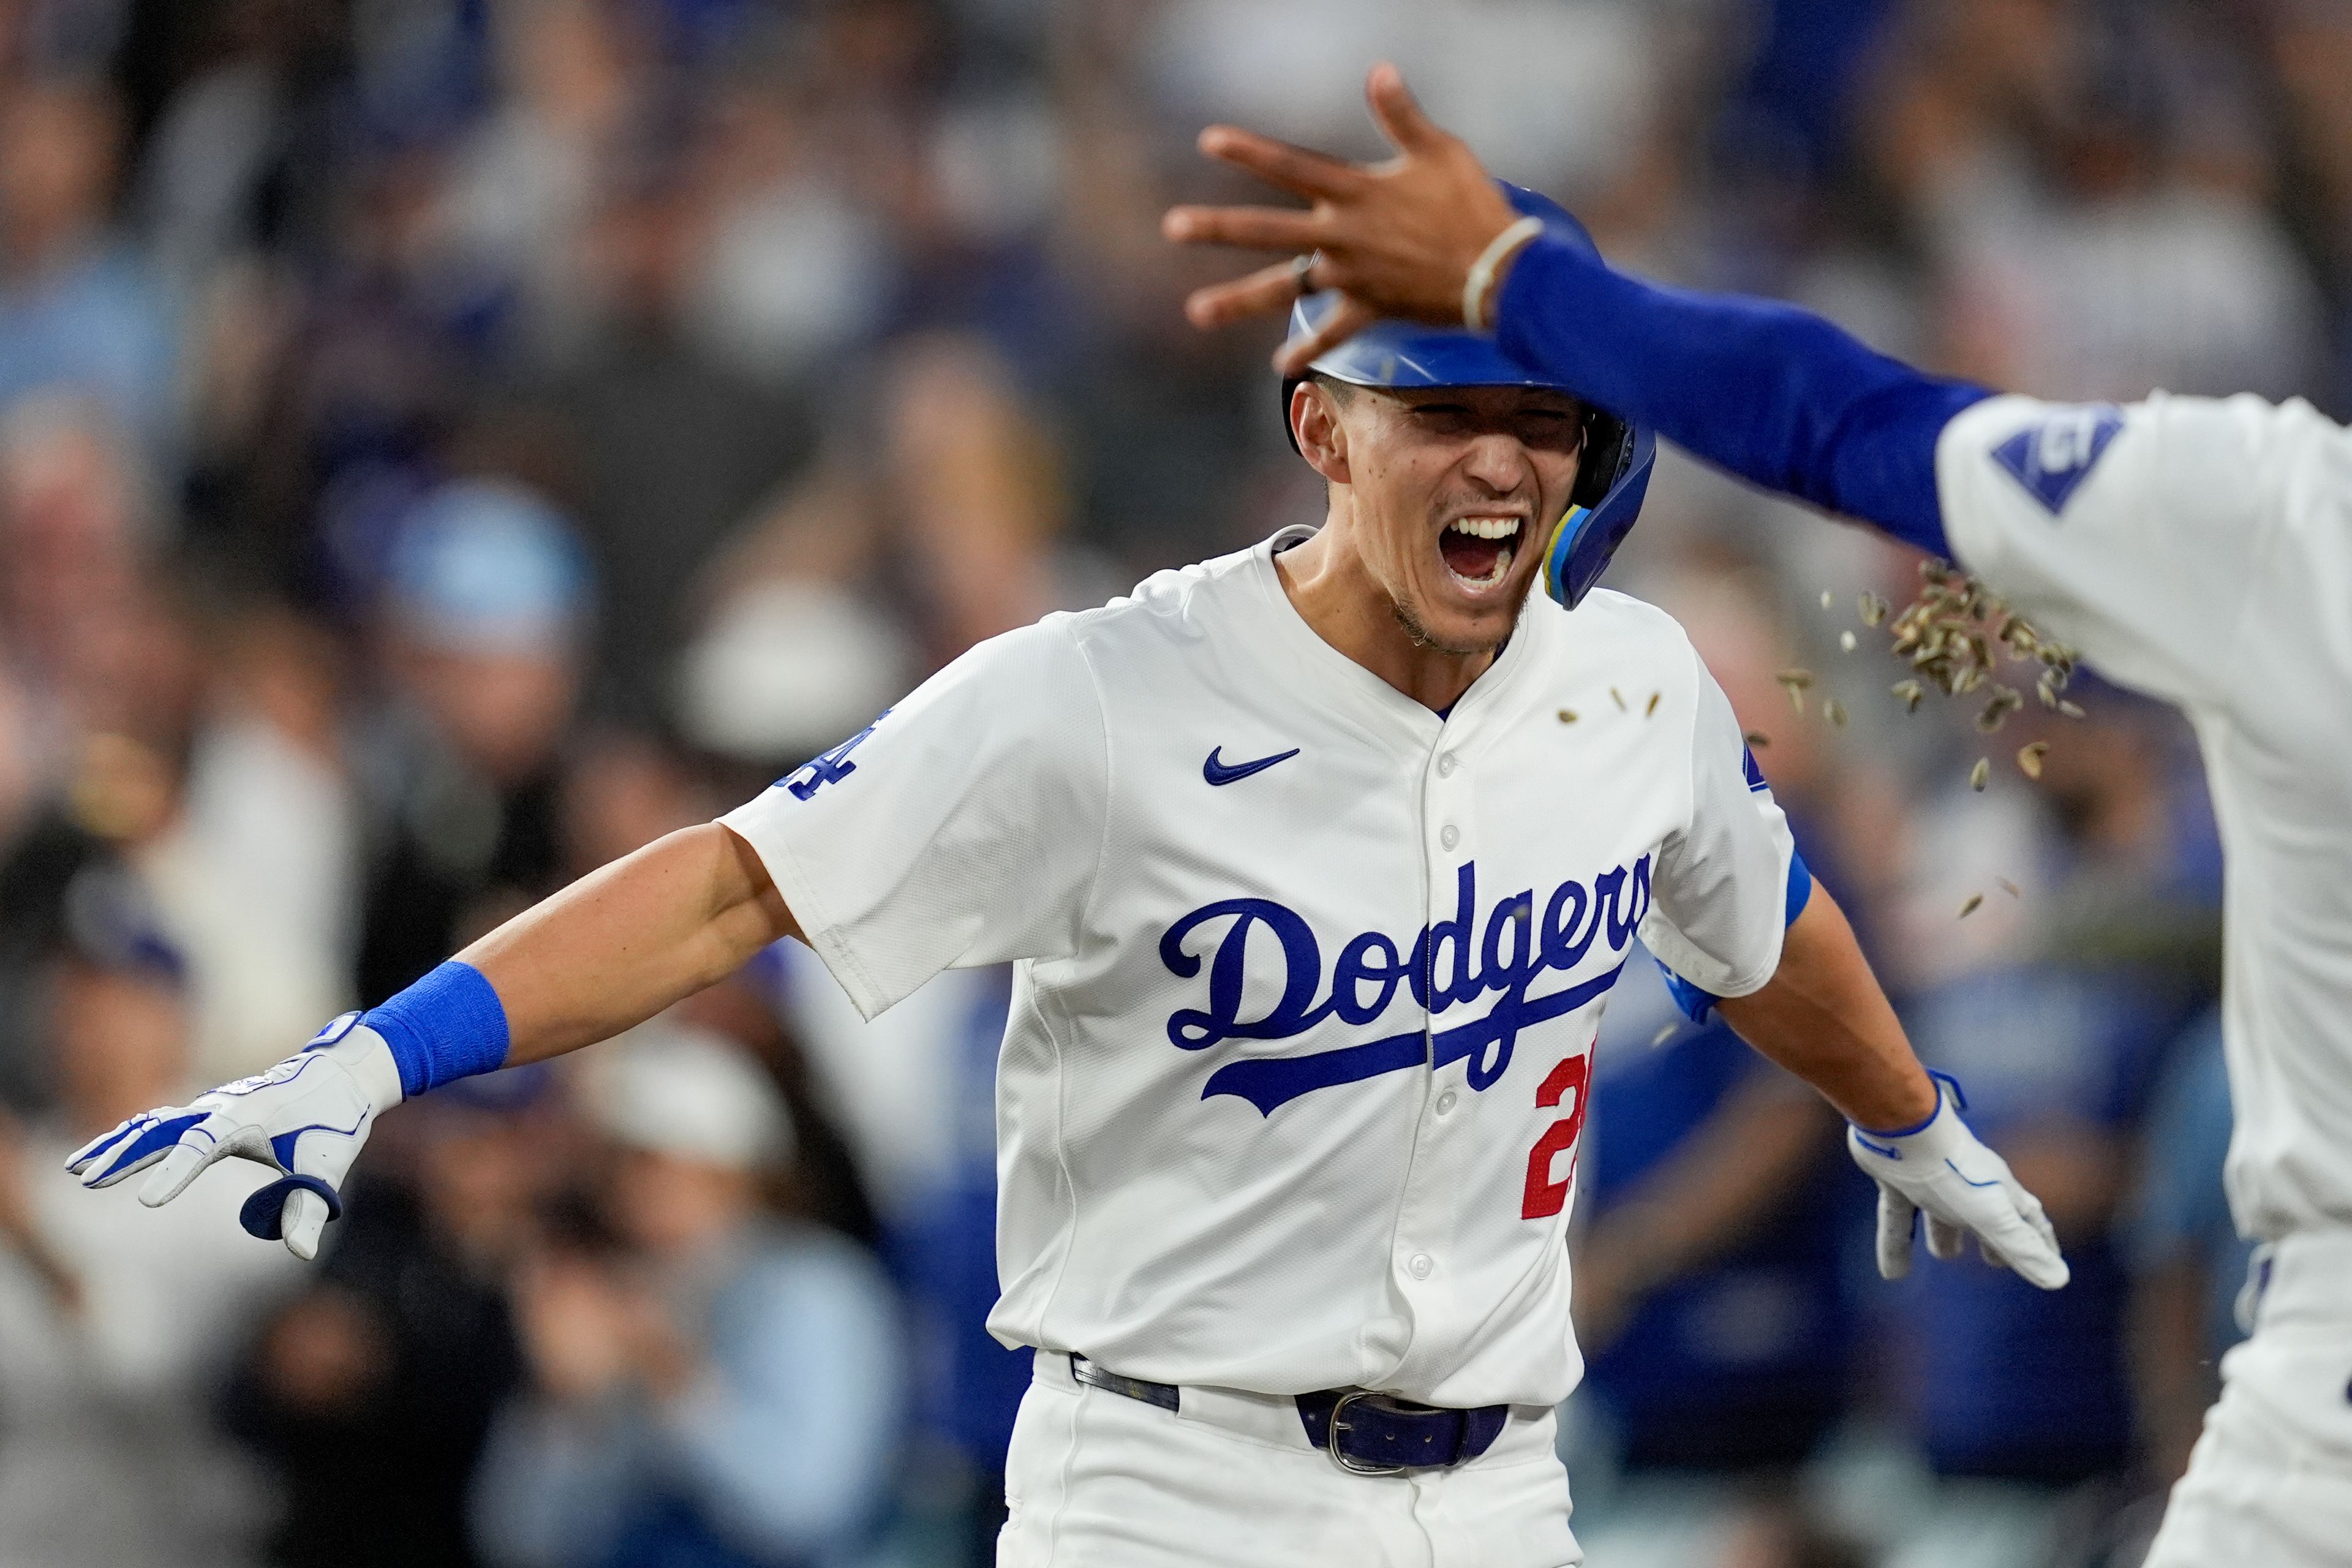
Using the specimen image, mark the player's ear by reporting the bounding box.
[1292,381,1352,487]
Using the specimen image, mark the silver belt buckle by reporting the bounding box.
[1326,1390,1408,1477]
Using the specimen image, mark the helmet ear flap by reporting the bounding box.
[1544,423,1656,609]
[1571,409,1632,510]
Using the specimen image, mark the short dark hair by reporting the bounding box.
[1307,372,1357,407]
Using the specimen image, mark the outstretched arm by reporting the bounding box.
[1714,887,1929,1131]
[72,617,1110,1259]
[1165,62,1987,555]
[1717,888,2068,1289]
[68,823,799,1256]
[464,823,796,1065]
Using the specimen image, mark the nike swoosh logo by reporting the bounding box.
[1204,746,1301,786]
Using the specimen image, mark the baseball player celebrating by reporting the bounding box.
[69,185,2064,1566]
[1167,61,2352,1567]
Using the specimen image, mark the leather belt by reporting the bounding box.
[1067,1355,1508,1476]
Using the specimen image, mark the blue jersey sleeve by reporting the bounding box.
[1494,233,1990,557]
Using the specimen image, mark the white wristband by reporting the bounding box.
[1462,216,1544,332]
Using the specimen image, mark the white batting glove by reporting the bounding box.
[1847,1076,2068,1291]
[64,1011,404,1260]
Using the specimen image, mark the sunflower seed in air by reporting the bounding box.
[1824,698,1848,728]
[1744,730,1771,748]
[1859,593,1888,627]
[1975,685,2023,733]
[1611,687,1627,711]
[1558,709,1577,723]
[2059,699,2086,719]
[1970,757,1991,791]
[1958,892,1983,919]
[1645,691,1660,717]
[1840,630,1858,653]
[1821,589,1835,611]
[1891,679,1924,713]
[2017,741,2049,780]
[1651,1023,1679,1048]
[1997,878,2021,898]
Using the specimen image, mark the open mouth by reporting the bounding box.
[1438,515,1525,592]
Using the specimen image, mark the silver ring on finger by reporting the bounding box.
[1292,250,1322,298]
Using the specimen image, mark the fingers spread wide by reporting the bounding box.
[1195,124,1361,200]
[1162,203,1322,254]
[1183,257,1317,331]
[1363,62,1443,154]
[1273,294,1375,377]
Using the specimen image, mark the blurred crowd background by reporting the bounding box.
[0,0,2334,1564]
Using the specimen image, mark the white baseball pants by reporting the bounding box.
[2143,1229,2352,1567]
[997,1352,1581,1567]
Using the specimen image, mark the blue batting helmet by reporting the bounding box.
[1281,184,1654,611]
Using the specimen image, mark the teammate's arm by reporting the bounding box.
[1168,66,2332,706]
[1165,62,1984,557]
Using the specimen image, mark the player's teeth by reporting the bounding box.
[1448,517,1523,540]
[1456,544,1513,588]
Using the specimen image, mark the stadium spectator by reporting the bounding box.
[225,1069,559,1568]
[351,476,592,1003]
[0,76,179,450]
[470,1023,905,1568]
[0,877,298,1567]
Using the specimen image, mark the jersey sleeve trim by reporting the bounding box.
[716,815,894,1020]
[1653,843,1814,1024]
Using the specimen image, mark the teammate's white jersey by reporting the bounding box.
[721,526,1795,1410]
[1937,393,2352,1243]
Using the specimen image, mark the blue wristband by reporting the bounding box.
[361,960,512,1098]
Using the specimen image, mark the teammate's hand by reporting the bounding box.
[1847,1080,2068,1289]
[1163,62,1521,374]
[64,1012,404,1260]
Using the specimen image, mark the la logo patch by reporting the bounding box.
[1991,405,2124,516]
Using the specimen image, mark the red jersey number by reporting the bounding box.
[1520,1050,1592,1220]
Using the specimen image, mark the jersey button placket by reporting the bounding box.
[1400,736,1472,1348]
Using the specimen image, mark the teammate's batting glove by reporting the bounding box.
[1847,1073,2068,1290]
[64,1011,402,1261]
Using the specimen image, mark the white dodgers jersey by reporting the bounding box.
[720,526,1796,1409]
[1939,393,2352,1243]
